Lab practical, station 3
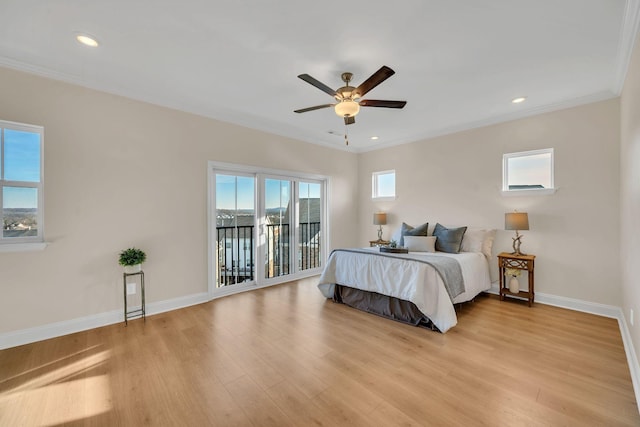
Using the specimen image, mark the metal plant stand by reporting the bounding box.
[123,270,145,325]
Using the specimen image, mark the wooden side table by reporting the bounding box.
[369,239,390,247]
[498,252,536,306]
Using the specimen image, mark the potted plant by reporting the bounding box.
[505,268,521,293]
[119,247,146,274]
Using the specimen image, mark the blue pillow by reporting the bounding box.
[400,222,429,247]
[433,223,467,253]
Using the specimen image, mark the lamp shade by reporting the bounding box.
[373,212,387,225]
[505,212,529,231]
[335,100,360,117]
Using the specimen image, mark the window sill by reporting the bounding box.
[501,188,557,197]
[0,242,48,253]
[372,196,396,202]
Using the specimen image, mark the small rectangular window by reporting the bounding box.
[372,170,396,199]
[503,149,555,194]
[1,120,44,246]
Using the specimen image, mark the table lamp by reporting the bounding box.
[505,212,529,256]
[373,212,387,241]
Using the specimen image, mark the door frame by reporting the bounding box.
[207,161,329,299]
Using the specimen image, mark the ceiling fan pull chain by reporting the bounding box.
[344,124,349,146]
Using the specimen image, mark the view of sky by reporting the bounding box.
[507,152,552,188]
[216,174,255,211]
[377,172,395,197]
[265,178,290,211]
[3,187,38,209]
[216,174,320,212]
[299,182,320,200]
[2,129,41,209]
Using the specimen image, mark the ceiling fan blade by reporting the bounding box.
[354,66,395,98]
[344,116,355,125]
[294,104,334,113]
[297,74,338,97]
[359,99,407,108]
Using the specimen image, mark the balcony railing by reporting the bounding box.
[300,221,321,270]
[216,222,321,286]
[217,225,254,287]
[265,223,290,278]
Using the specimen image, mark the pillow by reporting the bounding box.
[404,236,437,252]
[433,223,467,253]
[461,228,497,259]
[391,226,402,244]
[399,222,429,247]
[482,229,497,259]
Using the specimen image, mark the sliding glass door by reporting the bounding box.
[298,181,321,271]
[210,163,326,296]
[214,173,256,288]
[264,178,292,280]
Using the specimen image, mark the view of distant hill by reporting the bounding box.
[217,201,320,227]
[217,208,289,226]
[3,208,38,233]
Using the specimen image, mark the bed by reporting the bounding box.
[317,224,495,332]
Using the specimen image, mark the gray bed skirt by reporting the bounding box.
[333,285,440,332]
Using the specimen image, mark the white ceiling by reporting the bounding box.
[0,1,638,152]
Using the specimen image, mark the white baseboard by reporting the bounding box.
[486,284,620,317]
[487,284,640,413]
[0,292,209,350]
[146,292,209,316]
[618,311,640,414]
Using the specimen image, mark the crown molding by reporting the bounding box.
[0,56,83,86]
[356,90,617,153]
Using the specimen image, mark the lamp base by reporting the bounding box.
[511,231,526,257]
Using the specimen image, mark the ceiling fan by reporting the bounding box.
[294,65,407,125]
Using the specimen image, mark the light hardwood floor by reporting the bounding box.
[1,277,638,426]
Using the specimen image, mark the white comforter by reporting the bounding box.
[317,248,491,332]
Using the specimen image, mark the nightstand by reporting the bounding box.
[498,252,536,306]
[369,239,390,247]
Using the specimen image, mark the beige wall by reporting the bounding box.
[621,32,640,361]
[358,99,621,305]
[0,67,359,334]
[0,62,627,338]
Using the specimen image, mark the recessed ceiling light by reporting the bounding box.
[76,34,99,47]
[512,97,527,104]
[370,136,379,140]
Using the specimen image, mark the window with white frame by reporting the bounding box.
[372,170,395,199]
[0,120,44,246]
[209,161,328,297]
[503,148,555,194]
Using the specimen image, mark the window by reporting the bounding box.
[0,120,44,248]
[209,162,327,297]
[372,170,396,199]
[503,149,555,195]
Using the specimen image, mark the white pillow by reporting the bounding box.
[391,226,402,244]
[482,229,497,259]
[404,236,437,252]
[461,228,496,259]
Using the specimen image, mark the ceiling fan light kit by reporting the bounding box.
[334,99,360,117]
[295,65,407,128]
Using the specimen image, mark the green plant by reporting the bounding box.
[119,247,147,266]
